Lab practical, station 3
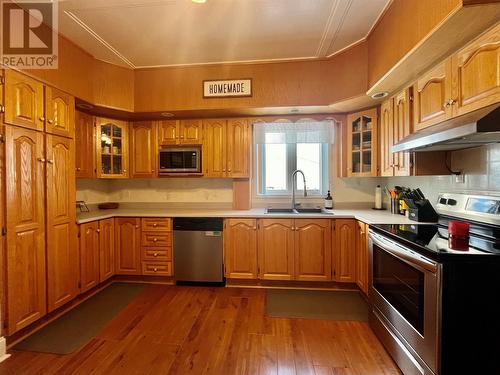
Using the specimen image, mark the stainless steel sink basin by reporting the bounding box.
[295,208,323,213]
[265,208,296,213]
[265,207,332,215]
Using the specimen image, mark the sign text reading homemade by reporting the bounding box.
[203,79,252,98]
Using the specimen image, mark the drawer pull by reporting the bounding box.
[153,238,158,242]
[153,268,158,272]
[153,253,158,257]
[153,223,158,227]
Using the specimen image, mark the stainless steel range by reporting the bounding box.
[369,193,500,375]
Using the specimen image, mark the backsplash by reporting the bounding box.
[383,144,500,204]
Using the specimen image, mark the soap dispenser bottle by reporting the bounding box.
[324,190,333,209]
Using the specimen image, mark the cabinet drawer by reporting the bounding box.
[141,218,171,232]
[141,247,172,261]
[141,232,171,247]
[142,261,172,276]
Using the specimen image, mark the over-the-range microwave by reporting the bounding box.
[159,146,201,174]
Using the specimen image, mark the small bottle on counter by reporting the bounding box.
[324,190,333,209]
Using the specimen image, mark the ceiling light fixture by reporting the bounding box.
[371,91,389,99]
[76,103,94,110]
[160,112,175,118]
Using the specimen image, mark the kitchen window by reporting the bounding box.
[254,120,334,196]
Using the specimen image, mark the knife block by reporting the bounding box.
[408,199,438,222]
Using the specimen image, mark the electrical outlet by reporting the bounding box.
[454,173,465,184]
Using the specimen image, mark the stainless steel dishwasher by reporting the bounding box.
[173,217,224,283]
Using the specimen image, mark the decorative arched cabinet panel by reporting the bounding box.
[258,219,294,280]
[45,87,75,138]
[4,70,44,131]
[224,219,258,279]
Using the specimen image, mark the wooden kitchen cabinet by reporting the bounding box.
[158,119,202,145]
[46,134,78,312]
[347,108,378,177]
[294,219,332,281]
[99,218,115,282]
[96,118,129,178]
[158,120,178,145]
[451,22,500,117]
[380,98,394,177]
[224,219,258,279]
[333,219,357,283]
[258,219,294,280]
[393,88,412,176]
[79,221,100,293]
[115,217,142,275]
[4,70,45,131]
[226,119,250,178]
[75,111,95,178]
[44,86,75,138]
[131,121,157,178]
[5,125,46,334]
[203,119,227,177]
[140,217,172,276]
[413,60,453,131]
[180,119,202,144]
[380,88,412,177]
[203,118,250,178]
[356,221,369,295]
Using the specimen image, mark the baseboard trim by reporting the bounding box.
[0,337,10,363]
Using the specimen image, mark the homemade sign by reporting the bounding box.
[203,79,252,98]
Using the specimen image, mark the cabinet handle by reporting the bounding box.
[223,168,226,172]
[123,169,127,173]
[151,169,155,172]
[47,159,54,164]
[253,227,257,230]
[228,168,231,172]
[47,119,54,124]
[450,99,457,106]
[37,157,46,163]
[39,116,45,122]
[153,268,158,272]
[180,135,184,139]
[76,167,81,171]
[135,225,139,229]
[96,229,101,233]
[153,238,158,242]
[153,223,158,227]
[153,253,158,257]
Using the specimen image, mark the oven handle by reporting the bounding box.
[369,230,438,273]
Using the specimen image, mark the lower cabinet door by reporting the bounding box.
[334,219,357,283]
[99,219,115,282]
[257,219,294,280]
[294,219,332,281]
[79,221,100,293]
[5,125,46,334]
[46,134,78,312]
[223,219,258,279]
[115,218,141,275]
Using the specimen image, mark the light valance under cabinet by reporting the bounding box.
[253,121,335,144]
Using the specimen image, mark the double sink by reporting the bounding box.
[265,207,333,214]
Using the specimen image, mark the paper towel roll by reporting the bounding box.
[375,185,382,209]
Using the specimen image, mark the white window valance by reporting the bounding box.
[253,120,335,144]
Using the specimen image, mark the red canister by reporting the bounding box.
[448,221,470,251]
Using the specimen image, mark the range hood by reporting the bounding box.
[392,104,500,152]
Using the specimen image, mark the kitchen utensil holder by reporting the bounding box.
[407,199,438,222]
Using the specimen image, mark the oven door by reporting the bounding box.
[369,230,441,375]
[159,147,201,173]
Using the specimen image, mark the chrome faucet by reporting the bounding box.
[291,169,307,210]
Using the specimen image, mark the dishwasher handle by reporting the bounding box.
[173,217,223,231]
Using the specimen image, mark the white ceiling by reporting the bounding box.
[58,0,390,68]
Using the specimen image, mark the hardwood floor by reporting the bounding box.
[0,285,402,375]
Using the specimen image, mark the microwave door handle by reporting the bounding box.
[369,231,438,273]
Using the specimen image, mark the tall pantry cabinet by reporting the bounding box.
[2,70,77,335]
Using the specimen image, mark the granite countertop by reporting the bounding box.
[76,205,421,225]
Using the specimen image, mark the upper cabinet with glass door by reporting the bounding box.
[347,108,378,177]
[96,118,129,178]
